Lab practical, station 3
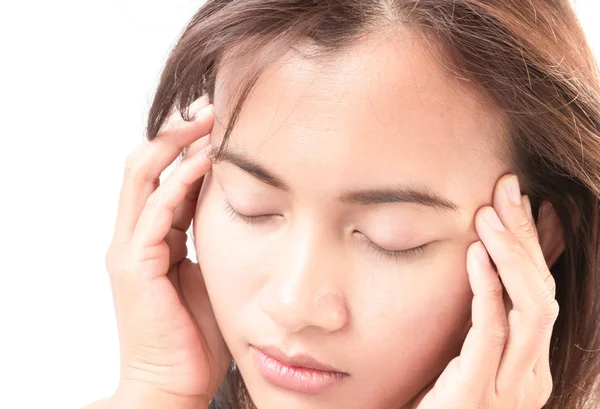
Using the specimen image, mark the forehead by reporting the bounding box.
[211,28,510,208]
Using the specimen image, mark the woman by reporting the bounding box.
[86,1,600,408]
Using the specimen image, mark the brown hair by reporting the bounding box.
[146,1,600,408]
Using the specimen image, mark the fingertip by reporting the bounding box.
[473,205,494,234]
[198,103,214,119]
[189,94,211,116]
[467,240,499,289]
[472,241,491,265]
[189,102,214,123]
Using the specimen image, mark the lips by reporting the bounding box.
[250,344,348,394]
[256,344,343,372]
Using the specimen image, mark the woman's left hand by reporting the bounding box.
[412,174,559,409]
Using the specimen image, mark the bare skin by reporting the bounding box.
[98,98,230,409]
[86,31,563,409]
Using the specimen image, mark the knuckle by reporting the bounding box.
[123,151,144,181]
[516,214,536,237]
[105,241,167,282]
[123,142,161,184]
[130,245,168,275]
[488,324,510,346]
[548,299,560,320]
[533,297,560,329]
[145,191,163,210]
[485,282,505,301]
[542,271,557,298]
[537,282,557,306]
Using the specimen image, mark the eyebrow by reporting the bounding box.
[213,148,459,212]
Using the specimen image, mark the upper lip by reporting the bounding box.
[254,344,345,374]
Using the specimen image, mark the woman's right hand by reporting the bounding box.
[102,95,231,409]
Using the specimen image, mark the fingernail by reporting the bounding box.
[474,241,491,265]
[505,175,521,205]
[485,208,505,231]
[523,195,533,222]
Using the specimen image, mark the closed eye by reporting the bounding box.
[223,199,280,225]
[354,231,429,261]
[223,199,430,261]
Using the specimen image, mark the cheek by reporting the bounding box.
[351,245,472,401]
[400,246,471,356]
[406,246,472,346]
[193,172,263,335]
[357,243,471,340]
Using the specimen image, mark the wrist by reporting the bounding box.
[111,380,210,409]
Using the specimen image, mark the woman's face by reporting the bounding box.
[193,29,510,409]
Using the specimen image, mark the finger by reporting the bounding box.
[454,241,508,391]
[171,176,204,232]
[492,175,555,298]
[475,207,559,387]
[113,100,214,244]
[522,195,535,233]
[160,94,210,135]
[165,228,188,268]
[522,198,557,378]
[171,139,211,232]
[129,146,213,276]
[476,206,555,312]
[489,175,559,376]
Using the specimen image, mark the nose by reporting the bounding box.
[259,226,350,334]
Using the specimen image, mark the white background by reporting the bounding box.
[0,1,598,408]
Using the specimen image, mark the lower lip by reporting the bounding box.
[250,346,346,394]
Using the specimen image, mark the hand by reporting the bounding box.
[411,174,559,409]
[103,95,231,408]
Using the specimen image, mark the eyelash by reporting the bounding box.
[223,199,279,225]
[355,232,429,261]
[223,199,429,260]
